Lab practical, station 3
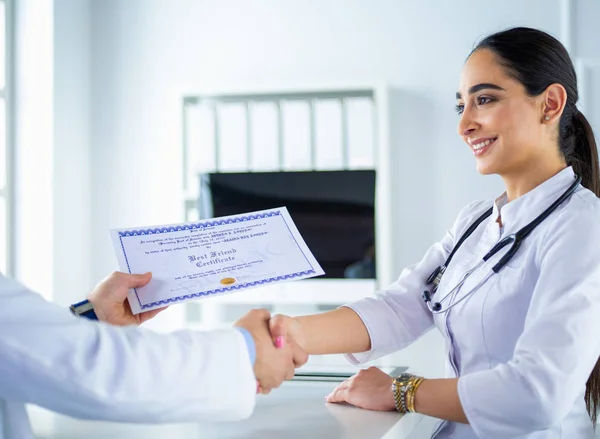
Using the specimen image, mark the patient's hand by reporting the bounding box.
[325,367,396,411]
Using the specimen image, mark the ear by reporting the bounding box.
[541,83,568,123]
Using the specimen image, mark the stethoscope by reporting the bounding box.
[422,175,582,314]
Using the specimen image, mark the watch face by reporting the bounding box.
[396,373,413,383]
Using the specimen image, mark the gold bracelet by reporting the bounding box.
[407,376,424,413]
[406,377,423,413]
[392,373,424,413]
[406,378,416,413]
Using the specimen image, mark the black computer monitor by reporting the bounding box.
[199,170,376,279]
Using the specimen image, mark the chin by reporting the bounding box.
[475,161,498,175]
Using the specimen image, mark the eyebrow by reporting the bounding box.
[456,83,506,100]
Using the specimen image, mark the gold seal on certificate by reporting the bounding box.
[110,207,325,314]
[220,277,236,285]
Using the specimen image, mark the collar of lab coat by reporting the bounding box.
[491,166,577,234]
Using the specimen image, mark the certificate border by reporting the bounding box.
[117,210,316,309]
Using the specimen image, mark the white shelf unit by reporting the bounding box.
[181,85,394,326]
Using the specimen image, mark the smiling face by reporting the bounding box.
[456,49,550,177]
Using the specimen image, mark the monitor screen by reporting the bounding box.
[199,170,376,279]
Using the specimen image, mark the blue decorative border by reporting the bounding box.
[139,270,316,309]
[117,210,317,308]
[117,211,282,237]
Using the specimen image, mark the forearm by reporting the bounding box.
[2,322,256,422]
[414,378,468,424]
[0,277,257,422]
[296,307,370,355]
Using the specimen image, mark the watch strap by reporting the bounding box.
[70,299,98,321]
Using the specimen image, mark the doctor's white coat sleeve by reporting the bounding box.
[0,275,257,423]
[343,201,490,364]
[458,202,600,438]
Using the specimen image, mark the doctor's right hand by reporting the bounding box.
[234,309,308,394]
[269,314,307,351]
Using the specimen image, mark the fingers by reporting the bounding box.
[125,272,153,288]
[249,308,271,321]
[108,271,153,289]
[278,340,304,383]
[268,332,306,383]
[269,317,287,348]
[270,319,307,385]
[269,314,288,333]
[246,310,305,394]
[233,308,271,330]
[270,314,306,351]
[326,381,351,404]
[257,339,297,393]
[324,369,396,411]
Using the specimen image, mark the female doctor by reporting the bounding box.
[269,27,600,438]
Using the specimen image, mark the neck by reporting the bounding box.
[501,160,568,202]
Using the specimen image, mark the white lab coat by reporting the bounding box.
[0,275,257,439]
[345,167,600,438]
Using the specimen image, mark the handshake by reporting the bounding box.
[87,272,310,394]
[234,309,307,394]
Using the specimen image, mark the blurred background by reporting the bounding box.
[1,0,600,383]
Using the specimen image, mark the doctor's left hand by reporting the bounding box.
[325,367,396,411]
[88,271,167,326]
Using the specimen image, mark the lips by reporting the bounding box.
[470,137,498,157]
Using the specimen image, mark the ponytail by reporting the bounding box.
[587,361,600,426]
[568,110,600,197]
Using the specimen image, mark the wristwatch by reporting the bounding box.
[69,299,98,321]
[391,372,415,413]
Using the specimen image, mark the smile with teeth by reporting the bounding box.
[471,137,497,155]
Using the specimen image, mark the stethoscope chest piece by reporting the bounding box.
[426,265,446,288]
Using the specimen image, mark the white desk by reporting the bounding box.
[29,381,440,439]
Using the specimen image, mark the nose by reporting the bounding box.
[457,105,478,137]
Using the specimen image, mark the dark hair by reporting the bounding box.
[473,27,600,424]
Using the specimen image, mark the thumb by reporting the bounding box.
[269,315,288,349]
[126,272,153,288]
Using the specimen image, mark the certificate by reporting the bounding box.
[110,207,324,314]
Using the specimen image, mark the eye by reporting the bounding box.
[476,96,495,105]
[455,103,464,115]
